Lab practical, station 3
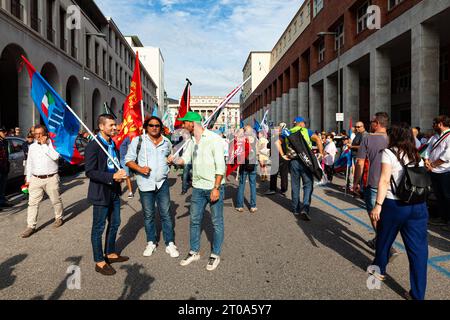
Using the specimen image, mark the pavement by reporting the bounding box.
[0,170,449,300]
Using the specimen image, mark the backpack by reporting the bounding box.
[389,149,432,204]
[129,136,143,174]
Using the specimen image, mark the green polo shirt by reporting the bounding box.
[182,129,226,190]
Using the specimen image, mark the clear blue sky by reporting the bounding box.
[95,0,303,100]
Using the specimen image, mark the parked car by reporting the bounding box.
[58,136,88,174]
[6,136,26,182]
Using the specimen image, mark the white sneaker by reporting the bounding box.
[165,242,180,258]
[180,251,200,266]
[206,254,221,271]
[143,241,157,257]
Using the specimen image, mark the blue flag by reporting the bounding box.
[152,104,158,117]
[22,56,82,164]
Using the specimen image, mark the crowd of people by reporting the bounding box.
[0,110,449,300]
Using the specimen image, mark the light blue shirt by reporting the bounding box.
[125,134,172,192]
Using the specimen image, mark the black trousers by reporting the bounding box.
[270,160,289,192]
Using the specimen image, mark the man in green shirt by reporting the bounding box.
[168,112,226,271]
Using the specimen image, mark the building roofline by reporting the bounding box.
[242,51,271,72]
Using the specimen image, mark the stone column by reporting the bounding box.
[370,48,391,117]
[289,87,299,124]
[276,97,282,125]
[298,82,309,119]
[309,82,322,131]
[271,101,276,126]
[343,65,360,131]
[282,93,289,124]
[411,23,440,129]
[324,76,337,133]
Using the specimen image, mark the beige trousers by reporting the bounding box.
[27,174,63,229]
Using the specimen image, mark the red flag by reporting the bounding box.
[113,52,143,147]
[226,136,250,177]
[174,80,191,129]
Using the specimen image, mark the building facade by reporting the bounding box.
[241,51,271,104]
[242,0,450,133]
[168,96,240,130]
[126,36,165,116]
[0,0,157,132]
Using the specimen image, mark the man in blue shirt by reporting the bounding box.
[125,116,179,259]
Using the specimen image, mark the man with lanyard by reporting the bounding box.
[85,114,128,276]
[168,112,226,271]
[288,117,324,221]
[125,116,179,258]
[425,115,450,232]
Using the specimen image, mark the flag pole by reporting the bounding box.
[140,100,148,166]
[64,103,121,171]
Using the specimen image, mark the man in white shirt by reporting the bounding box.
[21,125,63,238]
[424,115,450,231]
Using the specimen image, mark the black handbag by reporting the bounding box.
[390,150,432,204]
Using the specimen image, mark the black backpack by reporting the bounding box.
[389,150,432,204]
[128,136,143,175]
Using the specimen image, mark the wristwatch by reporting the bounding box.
[375,201,383,207]
[213,184,221,190]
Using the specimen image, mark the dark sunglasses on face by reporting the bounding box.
[148,124,161,128]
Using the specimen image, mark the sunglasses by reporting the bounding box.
[355,126,363,128]
[148,124,161,128]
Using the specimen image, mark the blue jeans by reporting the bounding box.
[139,180,174,245]
[290,159,314,214]
[91,193,121,263]
[373,199,429,300]
[0,172,7,205]
[182,164,192,193]
[236,167,257,209]
[190,186,225,256]
[364,186,378,215]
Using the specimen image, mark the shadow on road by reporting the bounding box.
[47,256,83,300]
[294,207,408,299]
[0,254,28,290]
[118,263,155,300]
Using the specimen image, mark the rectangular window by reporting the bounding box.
[335,23,344,50]
[30,0,40,32]
[357,1,370,34]
[46,0,55,42]
[70,29,77,58]
[313,0,323,17]
[388,0,404,11]
[95,42,99,75]
[318,40,325,63]
[59,7,66,51]
[10,0,23,20]
[109,56,113,82]
[103,50,107,79]
[85,35,91,68]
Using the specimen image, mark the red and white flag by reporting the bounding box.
[174,80,192,129]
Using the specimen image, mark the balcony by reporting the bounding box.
[31,16,41,33]
[10,1,23,21]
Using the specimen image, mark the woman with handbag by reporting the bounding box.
[370,123,430,300]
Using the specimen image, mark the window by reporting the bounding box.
[30,0,40,32]
[10,0,23,20]
[357,1,371,34]
[85,35,91,68]
[392,68,411,94]
[70,29,77,58]
[440,50,449,82]
[313,0,323,17]
[318,40,325,63]
[388,0,404,10]
[59,7,66,51]
[335,23,344,50]
[299,12,304,25]
[46,0,55,42]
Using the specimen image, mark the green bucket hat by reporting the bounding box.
[178,111,202,123]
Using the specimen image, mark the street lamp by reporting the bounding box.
[318,31,342,133]
[82,31,107,125]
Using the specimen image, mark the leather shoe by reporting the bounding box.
[21,228,35,238]
[105,255,129,264]
[95,263,116,276]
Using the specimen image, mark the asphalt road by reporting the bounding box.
[0,171,449,300]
